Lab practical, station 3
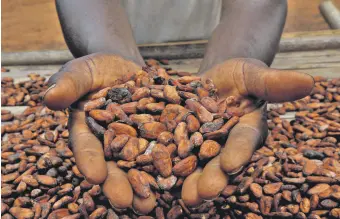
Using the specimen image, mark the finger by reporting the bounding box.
[44,54,140,110]
[242,58,314,102]
[102,161,133,209]
[44,56,95,110]
[69,109,107,184]
[182,168,203,207]
[132,191,157,215]
[197,155,229,200]
[220,105,267,174]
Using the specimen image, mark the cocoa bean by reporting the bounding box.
[84,98,106,112]
[320,199,339,209]
[263,182,282,195]
[307,184,330,195]
[119,137,139,161]
[167,205,183,219]
[259,196,273,215]
[172,155,197,177]
[139,122,167,140]
[185,99,213,123]
[163,85,181,104]
[330,208,340,218]
[9,207,34,219]
[108,123,137,137]
[250,183,263,198]
[151,144,172,177]
[198,140,221,160]
[127,169,151,198]
[157,175,177,190]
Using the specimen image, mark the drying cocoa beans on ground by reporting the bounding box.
[1,73,48,108]
[224,76,340,219]
[2,68,340,219]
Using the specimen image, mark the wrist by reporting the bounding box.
[198,0,287,74]
[66,38,145,67]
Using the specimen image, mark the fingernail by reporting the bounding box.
[108,200,126,212]
[202,198,217,202]
[43,84,56,100]
[132,208,144,216]
[309,74,315,95]
[67,102,79,113]
[228,165,244,176]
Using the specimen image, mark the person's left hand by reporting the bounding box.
[182,58,314,206]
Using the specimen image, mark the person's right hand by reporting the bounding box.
[44,53,157,214]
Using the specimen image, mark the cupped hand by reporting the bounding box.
[182,58,314,206]
[44,53,156,214]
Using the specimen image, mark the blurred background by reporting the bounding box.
[2,0,340,52]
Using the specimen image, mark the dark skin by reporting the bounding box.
[45,0,314,213]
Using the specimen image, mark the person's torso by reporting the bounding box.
[121,0,222,44]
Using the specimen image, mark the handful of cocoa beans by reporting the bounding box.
[84,67,240,195]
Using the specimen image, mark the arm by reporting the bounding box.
[199,0,287,73]
[56,0,144,65]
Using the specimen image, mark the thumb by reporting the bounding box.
[44,53,141,110]
[242,59,314,102]
[44,56,94,110]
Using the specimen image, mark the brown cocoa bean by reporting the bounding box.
[198,140,221,160]
[172,155,197,177]
[127,169,151,198]
[157,175,177,190]
[139,122,167,140]
[250,183,263,198]
[259,196,273,215]
[167,205,183,219]
[185,99,213,123]
[9,207,34,219]
[36,175,57,187]
[157,131,174,145]
[108,123,137,137]
[110,134,129,152]
[151,144,172,177]
[300,197,311,214]
[307,184,330,195]
[84,98,106,111]
[119,137,139,161]
[200,97,218,113]
[163,85,181,104]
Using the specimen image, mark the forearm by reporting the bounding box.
[199,0,287,73]
[55,0,144,65]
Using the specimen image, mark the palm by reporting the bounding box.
[45,54,159,212]
[182,58,314,206]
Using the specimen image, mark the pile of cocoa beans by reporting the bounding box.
[1,105,132,219]
[1,73,48,107]
[1,67,340,219]
[220,76,340,219]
